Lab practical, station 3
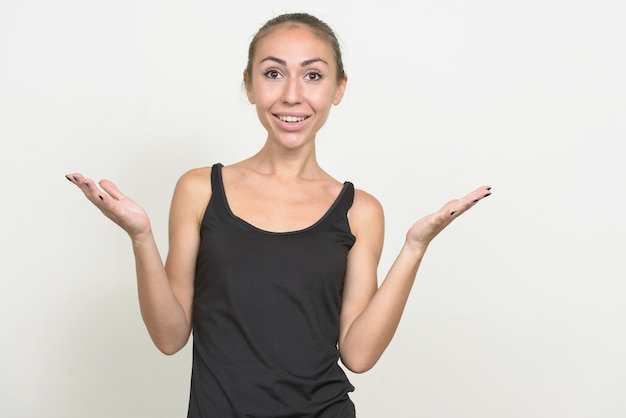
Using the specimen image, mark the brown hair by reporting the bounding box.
[245,13,346,84]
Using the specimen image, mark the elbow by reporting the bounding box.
[345,363,375,375]
[152,334,189,356]
[340,352,379,374]
[157,343,183,356]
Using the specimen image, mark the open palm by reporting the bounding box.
[406,185,491,250]
[66,173,152,240]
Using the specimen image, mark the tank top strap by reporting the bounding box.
[341,181,355,210]
[210,162,225,201]
[334,181,355,218]
[199,163,228,227]
[322,181,355,241]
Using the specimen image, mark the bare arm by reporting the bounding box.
[65,170,209,354]
[338,185,492,373]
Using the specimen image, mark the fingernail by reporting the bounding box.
[450,211,456,216]
[65,175,72,182]
[484,192,491,197]
[98,195,103,201]
[487,187,491,191]
[473,199,479,203]
[73,176,78,181]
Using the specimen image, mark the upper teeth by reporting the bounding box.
[278,115,306,123]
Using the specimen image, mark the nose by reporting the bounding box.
[281,77,302,104]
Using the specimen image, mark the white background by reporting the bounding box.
[1,0,625,417]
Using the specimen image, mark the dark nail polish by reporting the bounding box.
[84,181,89,187]
[65,175,72,182]
[473,199,479,203]
[98,195,103,201]
[73,176,78,181]
[487,187,491,191]
[450,211,456,216]
[484,192,491,197]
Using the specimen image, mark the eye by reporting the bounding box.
[264,70,282,80]
[305,72,322,82]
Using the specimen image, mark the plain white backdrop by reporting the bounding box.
[1,0,625,417]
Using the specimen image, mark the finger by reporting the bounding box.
[66,173,105,203]
[82,178,105,203]
[449,185,492,217]
[471,185,492,202]
[66,173,95,191]
[65,172,84,185]
[99,179,125,201]
[439,198,459,218]
[461,185,491,206]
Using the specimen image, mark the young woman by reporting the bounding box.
[66,12,491,418]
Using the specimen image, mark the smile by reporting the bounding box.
[277,115,309,123]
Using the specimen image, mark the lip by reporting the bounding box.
[273,113,310,131]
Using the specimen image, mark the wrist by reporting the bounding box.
[130,228,154,248]
[403,237,429,257]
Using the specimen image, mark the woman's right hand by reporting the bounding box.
[66,173,152,241]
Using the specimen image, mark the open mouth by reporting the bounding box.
[276,115,309,123]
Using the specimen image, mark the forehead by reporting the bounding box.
[254,24,335,63]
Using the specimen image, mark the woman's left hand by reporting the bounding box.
[405,185,491,251]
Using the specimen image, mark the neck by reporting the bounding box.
[243,140,324,180]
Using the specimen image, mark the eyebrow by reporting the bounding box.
[258,56,329,67]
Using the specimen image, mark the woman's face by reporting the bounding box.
[245,24,347,150]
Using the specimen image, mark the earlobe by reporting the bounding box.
[243,71,255,104]
[333,74,348,106]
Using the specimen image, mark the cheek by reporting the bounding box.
[311,88,338,108]
[252,83,280,106]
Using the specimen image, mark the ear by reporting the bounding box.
[333,74,348,106]
[244,71,255,104]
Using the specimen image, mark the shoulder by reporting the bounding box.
[170,166,214,223]
[176,166,213,190]
[349,187,385,237]
[352,188,384,219]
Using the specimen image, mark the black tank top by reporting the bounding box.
[188,163,357,417]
